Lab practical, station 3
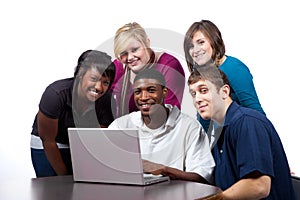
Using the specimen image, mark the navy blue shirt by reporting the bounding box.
[31,78,114,144]
[213,102,295,199]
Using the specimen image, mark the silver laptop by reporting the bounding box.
[68,128,169,185]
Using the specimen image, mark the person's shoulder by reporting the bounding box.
[113,59,123,67]
[224,55,247,66]
[174,107,200,126]
[231,103,270,125]
[177,111,205,135]
[111,110,142,127]
[156,52,184,73]
[241,107,269,122]
[228,105,277,137]
[221,55,251,75]
[158,52,179,62]
[46,78,74,92]
[112,59,125,80]
[39,78,73,108]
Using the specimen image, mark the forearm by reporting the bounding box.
[43,141,69,175]
[143,159,208,183]
[37,111,68,175]
[222,175,271,199]
[163,166,208,183]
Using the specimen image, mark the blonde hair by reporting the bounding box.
[114,22,150,58]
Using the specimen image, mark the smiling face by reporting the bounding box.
[133,78,168,117]
[189,79,229,125]
[118,38,150,73]
[189,31,213,66]
[77,67,110,103]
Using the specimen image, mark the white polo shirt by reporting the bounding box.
[108,104,215,183]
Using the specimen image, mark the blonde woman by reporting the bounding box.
[111,22,185,117]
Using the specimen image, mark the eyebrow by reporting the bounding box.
[190,82,206,89]
[120,46,140,54]
[193,37,206,42]
[193,82,207,87]
[134,85,158,90]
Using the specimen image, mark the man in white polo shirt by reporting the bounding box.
[108,67,214,183]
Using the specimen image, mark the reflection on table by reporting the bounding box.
[2,175,222,200]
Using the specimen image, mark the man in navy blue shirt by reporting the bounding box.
[188,64,296,199]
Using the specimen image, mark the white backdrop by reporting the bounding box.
[1,0,299,180]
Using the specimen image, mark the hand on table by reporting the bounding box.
[142,159,167,176]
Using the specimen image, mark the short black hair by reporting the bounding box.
[134,67,166,88]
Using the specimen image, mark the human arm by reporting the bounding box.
[222,171,271,200]
[37,110,69,175]
[185,122,215,183]
[96,92,115,127]
[142,159,207,183]
[107,115,132,129]
[110,59,124,92]
[141,120,214,184]
[217,110,274,199]
[107,118,120,129]
[219,57,265,115]
[109,59,125,117]
[155,54,185,109]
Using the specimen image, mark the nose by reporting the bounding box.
[194,92,202,104]
[95,81,103,93]
[140,91,149,100]
[127,51,135,61]
[192,43,201,54]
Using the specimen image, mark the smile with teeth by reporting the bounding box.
[194,52,205,58]
[89,89,101,96]
[140,104,151,109]
[127,58,138,64]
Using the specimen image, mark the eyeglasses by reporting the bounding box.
[118,46,141,62]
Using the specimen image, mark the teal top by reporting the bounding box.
[198,55,265,132]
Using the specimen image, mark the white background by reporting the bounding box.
[0,0,299,181]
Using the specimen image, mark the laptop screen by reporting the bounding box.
[68,128,149,184]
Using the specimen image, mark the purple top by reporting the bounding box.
[111,52,185,117]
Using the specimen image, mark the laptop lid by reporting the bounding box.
[68,128,169,185]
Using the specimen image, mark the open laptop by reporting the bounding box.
[68,128,169,185]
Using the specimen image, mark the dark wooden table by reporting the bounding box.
[1,175,222,200]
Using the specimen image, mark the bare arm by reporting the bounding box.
[38,110,69,175]
[142,159,208,183]
[222,171,271,199]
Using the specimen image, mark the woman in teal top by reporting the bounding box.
[219,55,265,114]
[184,20,265,132]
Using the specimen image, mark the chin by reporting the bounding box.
[141,111,150,117]
[87,96,98,102]
[131,67,144,73]
[199,113,210,120]
[195,59,209,66]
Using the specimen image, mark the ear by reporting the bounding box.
[146,38,150,47]
[162,87,168,98]
[221,84,230,99]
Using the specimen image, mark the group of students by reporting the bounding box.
[30,20,296,199]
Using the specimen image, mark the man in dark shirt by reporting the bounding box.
[188,64,296,199]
